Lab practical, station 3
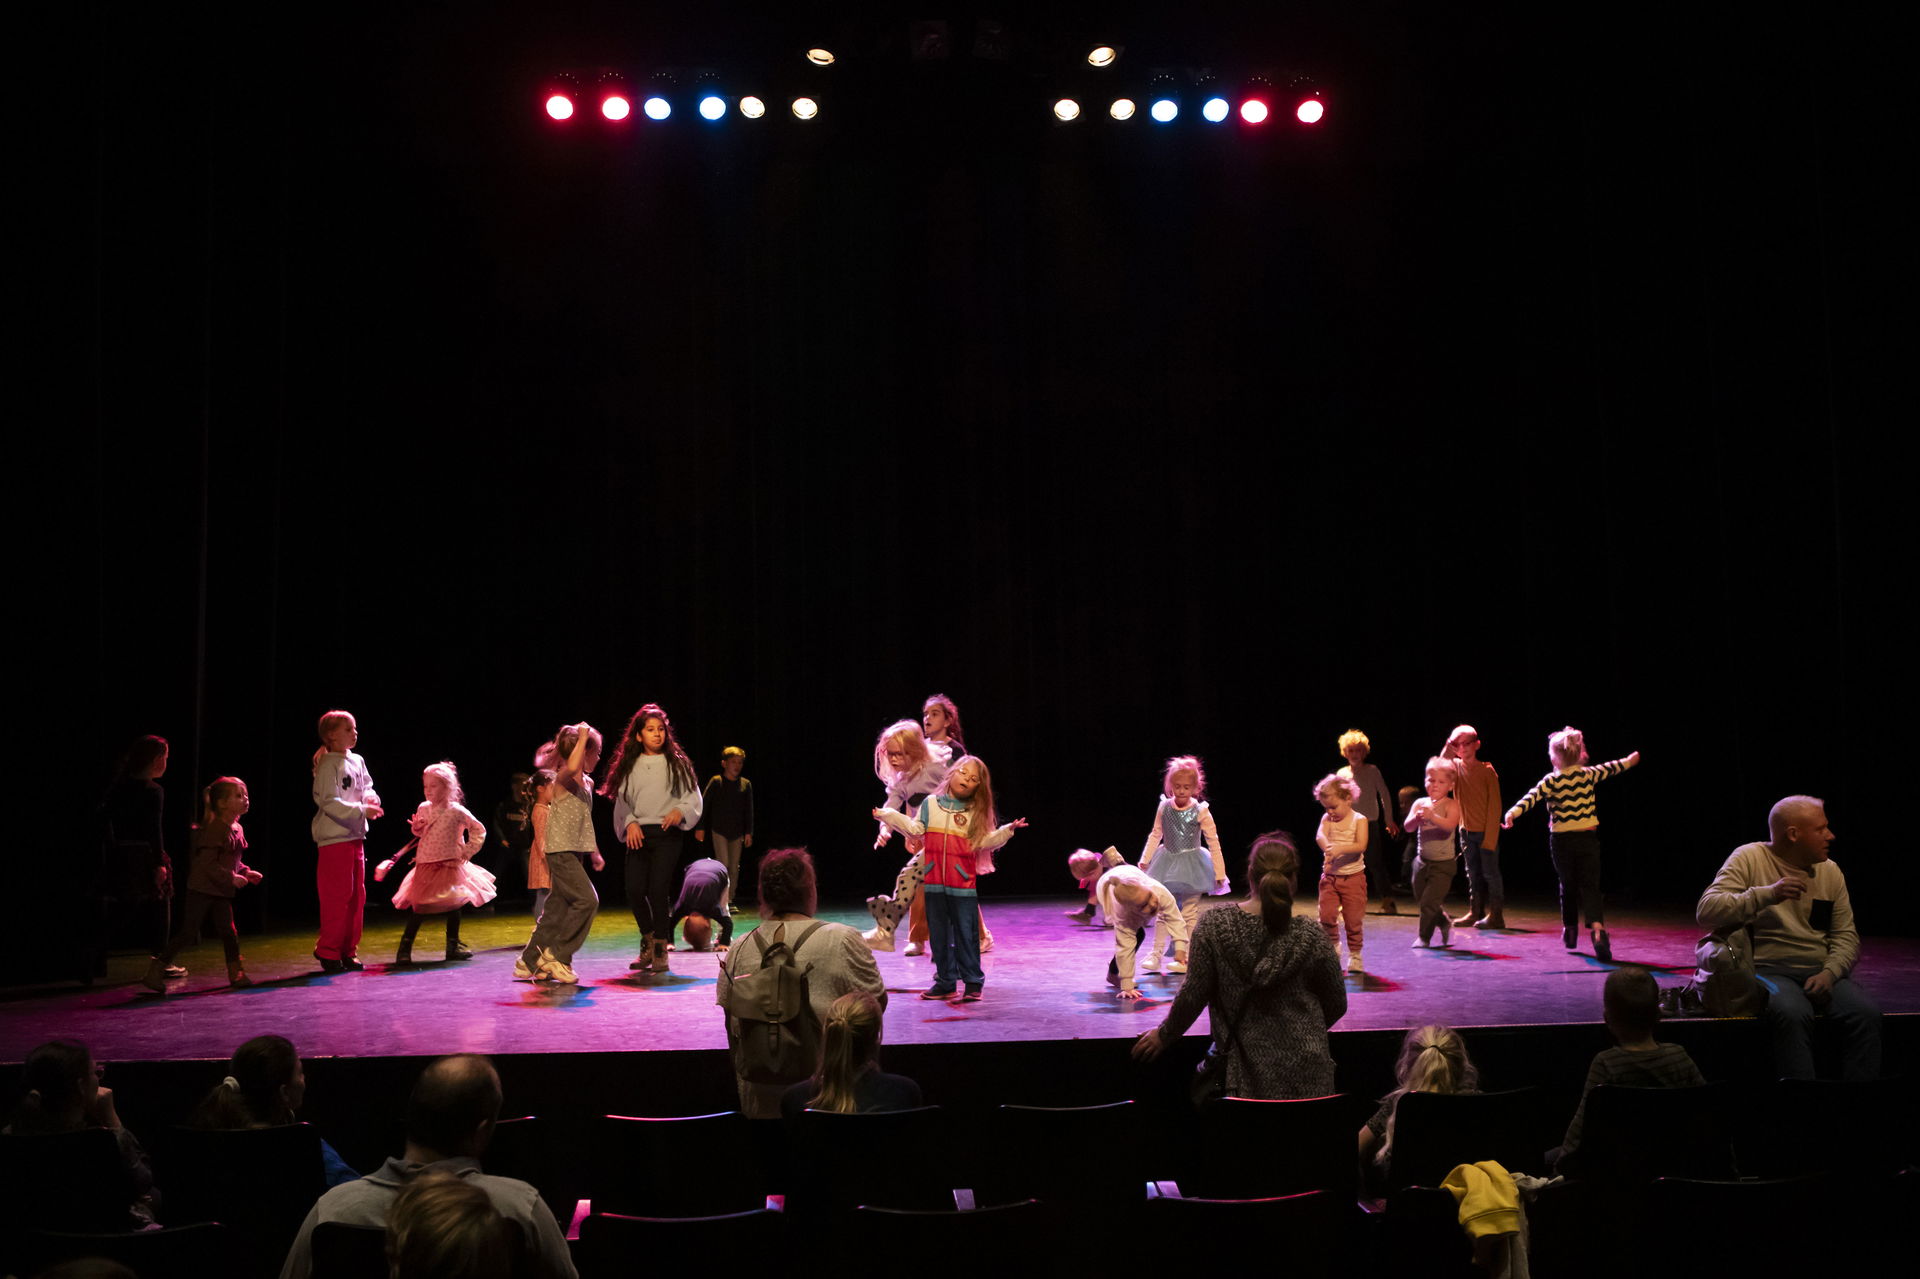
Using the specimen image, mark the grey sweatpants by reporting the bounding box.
[520,849,598,966]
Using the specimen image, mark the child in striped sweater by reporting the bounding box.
[1504,727,1640,961]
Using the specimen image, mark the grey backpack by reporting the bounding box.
[724,922,827,1085]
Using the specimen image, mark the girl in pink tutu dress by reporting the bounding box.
[384,761,494,964]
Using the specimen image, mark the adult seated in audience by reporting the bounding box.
[781,990,923,1117]
[188,1033,358,1185]
[1132,832,1348,1098]
[1696,795,1881,1080]
[387,1170,515,1279]
[718,848,886,1118]
[1551,966,1706,1174]
[4,1038,159,1228]
[278,1054,573,1279]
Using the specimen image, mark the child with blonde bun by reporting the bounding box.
[1138,755,1228,974]
[1505,727,1640,961]
[1314,772,1369,973]
[1358,1024,1480,1186]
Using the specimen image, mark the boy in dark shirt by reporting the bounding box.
[1555,966,1706,1171]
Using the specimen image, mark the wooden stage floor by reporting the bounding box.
[5,897,1917,1066]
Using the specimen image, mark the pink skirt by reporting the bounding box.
[393,858,497,913]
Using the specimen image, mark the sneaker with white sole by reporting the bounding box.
[1165,960,1188,975]
[862,926,896,953]
[1348,951,1365,973]
[540,957,579,984]
[1141,953,1160,972]
[903,940,925,957]
[512,959,535,981]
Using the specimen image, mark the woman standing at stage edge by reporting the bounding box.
[1132,832,1347,1100]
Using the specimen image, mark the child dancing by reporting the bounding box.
[1406,758,1463,948]
[604,704,704,974]
[384,762,494,965]
[864,719,949,954]
[143,777,263,992]
[1069,848,1188,998]
[310,710,381,972]
[1138,755,1228,974]
[872,755,1026,1002]
[1314,772,1369,973]
[515,722,605,984]
[1504,727,1640,961]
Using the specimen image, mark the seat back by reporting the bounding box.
[1570,1083,1736,1182]
[787,1107,952,1214]
[1761,1076,1911,1177]
[159,1121,326,1267]
[592,1112,766,1216]
[1143,1191,1340,1275]
[310,1221,389,1279]
[978,1102,1143,1210]
[576,1207,785,1270]
[850,1198,1053,1260]
[21,1222,239,1279]
[1184,1094,1352,1198]
[0,1127,138,1234]
[1386,1088,1546,1190]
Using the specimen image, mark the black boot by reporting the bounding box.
[396,918,422,966]
[446,911,472,960]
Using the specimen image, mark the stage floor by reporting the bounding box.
[7,897,1918,1065]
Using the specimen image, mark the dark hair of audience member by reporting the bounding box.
[757,848,818,917]
[804,991,886,1113]
[1602,966,1662,1038]
[406,1055,503,1157]
[8,1039,96,1134]
[190,1034,302,1129]
[1247,831,1300,932]
[386,1171,514,1279]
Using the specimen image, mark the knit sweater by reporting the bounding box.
[1506,758,1635,832]
[1451,759,1502,849]
[1696,842,1860,979]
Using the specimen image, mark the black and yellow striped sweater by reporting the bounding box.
[1506,758,1634,832]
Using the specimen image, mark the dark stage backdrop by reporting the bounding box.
[23,2,1909,964]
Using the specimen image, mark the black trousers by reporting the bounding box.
[626,825,685,938]
[1549,829,1605,928]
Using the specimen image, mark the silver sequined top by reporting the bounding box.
[546,776,596,853]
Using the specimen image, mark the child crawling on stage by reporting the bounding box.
[1069,848,1189,1001]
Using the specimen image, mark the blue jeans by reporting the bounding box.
[1756,967,1882,1080]
[1459,829,1502,913]
[924,887,983,990]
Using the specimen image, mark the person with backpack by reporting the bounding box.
[716,848,886,1118]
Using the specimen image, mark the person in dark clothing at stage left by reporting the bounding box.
[98,734,176,979]
[669,857,733,951]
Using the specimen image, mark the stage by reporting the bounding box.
[7,896,1917,1064]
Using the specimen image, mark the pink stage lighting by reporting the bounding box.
[1240,99,1269,124]
[545,94,575,121]
[1296,96,1325,124]
[602,94,632,121]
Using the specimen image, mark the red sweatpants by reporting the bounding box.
[315,840,367,961]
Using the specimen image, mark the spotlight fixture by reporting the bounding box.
[1147,71,1178,123]
[1087,45,1119,68]
[1109,97,1136,121]
[545,93,575,121]
[595,71,631,122]
[541,72,581,122]
[1201,97,1229,123]
[1296,96,1324,124]
[740,95,767,119]
[602,95,631,121]
[791,96,819,120]
[643,96,671,120]
[805,47,835,67]
[1240,98,1270,124]
[1053,98,1081,122]
[1150,98,1178,123]
[699,95,727,121]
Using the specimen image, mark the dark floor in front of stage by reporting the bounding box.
[6,897,1918,1064]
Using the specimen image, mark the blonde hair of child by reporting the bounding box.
[1337,728,1371,755]
[199,777,246,829]
[873,720,932,782]
[1162,754,1206,797]
[1314,772,1360,804]
[940,754,999,845]
[1548,726,1589,769]
[806,990,886,1114]
[423,760,464,804]
[312,710,355,773]
[1377,1024,1478,1167]
[1424,755,1460,787]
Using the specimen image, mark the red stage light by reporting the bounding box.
[545,94,575,121]
[1296,97,1325,124]
[602,95,631,121]
[1240,99,1269,124]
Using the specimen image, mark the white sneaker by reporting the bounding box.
[903,940,925,957]
[1165,960,1188,975]
[1141,953,1160,972]
[1348,951,1365,973]
[1411,938,1430,949]
[862,927,896,953]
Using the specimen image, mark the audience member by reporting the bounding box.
[1551,966,1706,1174]
[1358,1024,1479,1192]
[386,1170,515,1279]
[781,990,922,1117]
[1696,795,1881,1079]
[278,1054,573,1279]
[188,1034,358,1185]
[4,1039,159,1228]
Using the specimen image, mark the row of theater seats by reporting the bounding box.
[4,1080,1913,1277]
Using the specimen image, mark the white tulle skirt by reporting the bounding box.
[393,858,497,913]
